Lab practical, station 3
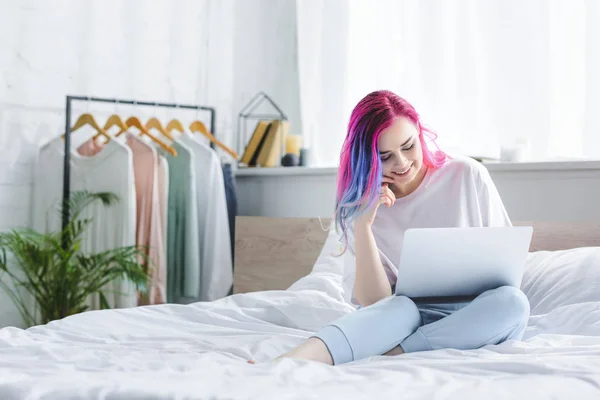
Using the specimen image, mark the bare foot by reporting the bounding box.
[384,345,405,356]
[247,355,284,364]
[279,338,334,364]
[247,338,334,365]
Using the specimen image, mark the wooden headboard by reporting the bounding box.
[233,217,600,294]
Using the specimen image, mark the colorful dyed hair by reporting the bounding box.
[334,90,448,252]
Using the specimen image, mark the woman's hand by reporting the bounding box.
[356,177,396,227]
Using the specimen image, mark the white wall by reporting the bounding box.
[0,159,33,327]
[0,0,300,328]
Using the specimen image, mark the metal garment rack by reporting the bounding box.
[61,95,216,234]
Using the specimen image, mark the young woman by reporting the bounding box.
[251,90,530,365]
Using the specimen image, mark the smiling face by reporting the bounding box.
[377,116,427,197]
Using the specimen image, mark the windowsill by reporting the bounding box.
[234,160,600,177]
[481,159,600,172]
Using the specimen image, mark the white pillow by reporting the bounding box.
[521,247,600,315]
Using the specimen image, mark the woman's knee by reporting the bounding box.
[382,295,422,329]
[354,295,421,331]
[488,286,530,328]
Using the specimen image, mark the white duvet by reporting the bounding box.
[1,239,600,399]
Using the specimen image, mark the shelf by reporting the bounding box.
[482,160,600,172]
[233,160,600,178]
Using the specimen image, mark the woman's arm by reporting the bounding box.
[353,222,393,306]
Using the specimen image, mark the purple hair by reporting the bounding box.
[334,90,447,251]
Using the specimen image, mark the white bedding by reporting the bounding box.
[1,245,600,399]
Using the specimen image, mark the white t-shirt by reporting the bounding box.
[32,135,137,309]
[342,154,512,305]
[178,132,233,301]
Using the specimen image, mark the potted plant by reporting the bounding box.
[0,190,149,327]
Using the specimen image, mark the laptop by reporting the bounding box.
[394,226,533,301]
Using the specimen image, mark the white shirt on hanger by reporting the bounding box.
[179,131,233,301]
[157,154,169,297]
[32,135,137,309]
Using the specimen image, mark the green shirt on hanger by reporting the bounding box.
[160,140,201,303]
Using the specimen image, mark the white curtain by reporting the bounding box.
[295,0,350,167]
[296,0,600,166]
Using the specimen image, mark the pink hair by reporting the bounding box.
[334,90,448,251]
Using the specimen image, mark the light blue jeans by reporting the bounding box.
[313,286,530,365]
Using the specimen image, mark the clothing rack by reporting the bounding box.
[61,95,216,236]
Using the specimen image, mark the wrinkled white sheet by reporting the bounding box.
[1,289,600,399]
[1,243,600,399]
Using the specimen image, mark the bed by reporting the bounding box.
[0,217,599,399]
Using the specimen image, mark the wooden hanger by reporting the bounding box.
[166,119,185,135]
[126,116,177,156]
[62,113,111,142]
[189,120,239,160]
[91,114,129,142]
[145,117,174,141]
[104,114,129,136]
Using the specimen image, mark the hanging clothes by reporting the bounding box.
[159,141,201,303]
[124,134,167,305]
[74,134,168,306]
[75,138,139,309]
[221,163,237,264]
[221,162,237,296]
[178,132,233,302]
[75,135,167,306]
[32,135,137,309]
[157,154,170,298]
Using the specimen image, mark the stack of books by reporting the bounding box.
[239,120,290,167]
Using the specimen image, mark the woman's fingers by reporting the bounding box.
[379,193,393,206]
[386,187,396,205]
[380,185,396,206]
[382,175,395,184]
[378,194,393,208]
[377,195,390,208]
[377,181,397,209]
[386,193,395,207]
